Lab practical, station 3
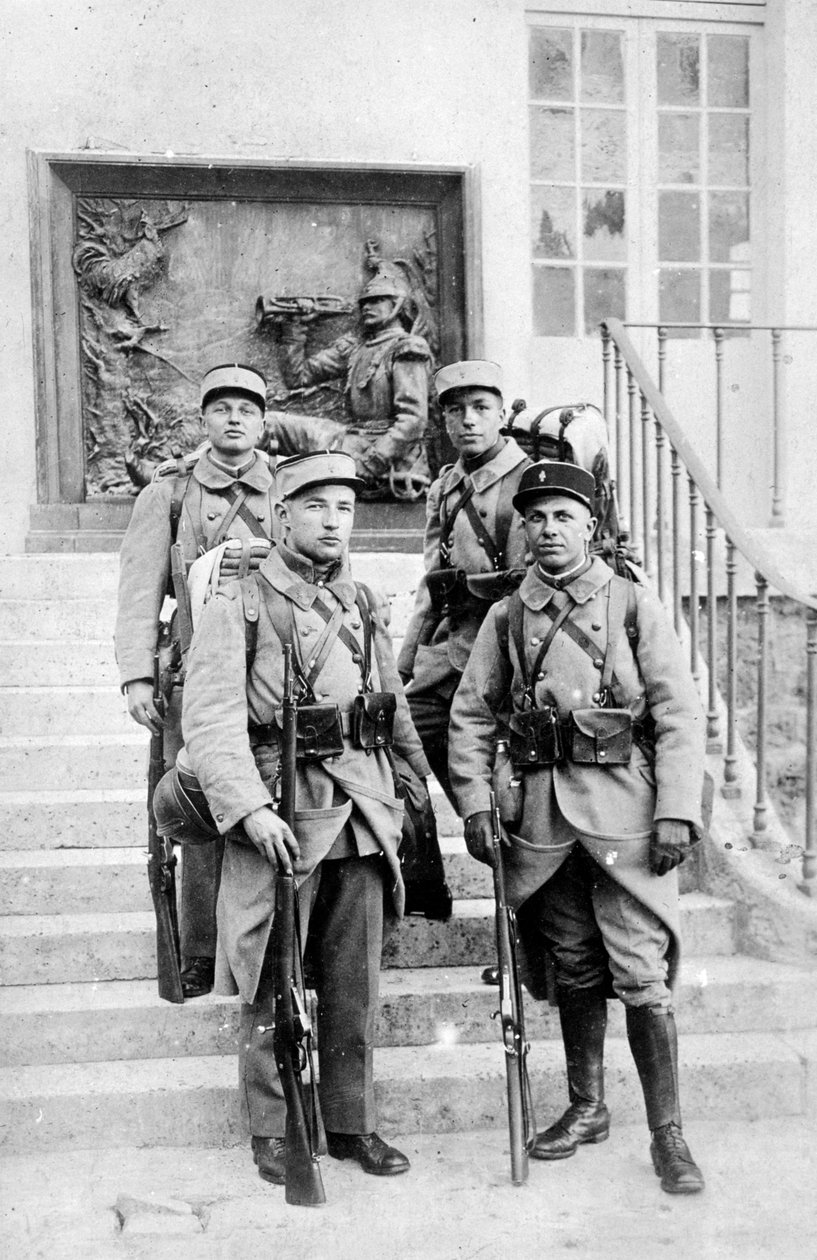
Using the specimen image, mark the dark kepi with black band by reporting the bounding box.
[512,458,596,514]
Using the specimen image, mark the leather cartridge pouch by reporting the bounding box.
[566,708,633,765]
[508,707,563,771]
[295,703,345,761]
[352,691,396,750]
[426,568,471,617]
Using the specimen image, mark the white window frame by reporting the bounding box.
[527,7,766,338]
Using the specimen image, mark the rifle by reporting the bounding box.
[489,789,536,1185]
[255,294,353,327]
[272,644,327,1207]
[146,636,183,1004]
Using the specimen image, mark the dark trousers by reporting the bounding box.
[518,845,672,1009]
[405,659,460,807]
[239,853,392,1137]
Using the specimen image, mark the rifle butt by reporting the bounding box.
[283,1111,326,1206]
[505,1059,529,1186]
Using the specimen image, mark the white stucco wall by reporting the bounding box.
[0,0,533,553]
[1,0,816,551]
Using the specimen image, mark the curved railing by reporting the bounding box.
[600,318,817,897]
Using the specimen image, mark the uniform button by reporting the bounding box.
[479,509,488,518]
[592,623,602,631]
[216,813,224,822]
[593,658,604,669]
[351,620,361,629]
[530,637,540,646]
[315,693,324,700]
[308,659,316,668]
[207,512,217,521]
[537,671,545,680]
[256,513,265,522]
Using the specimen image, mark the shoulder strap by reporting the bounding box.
[240,576,260,671]
[439,478,476,566]
[169,455,194,547]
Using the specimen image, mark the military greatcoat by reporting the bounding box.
[181,543,430,1004]
[398,436,530,681]
[114,449,275,690]
[448,557,706,988]
[114,448,275,962]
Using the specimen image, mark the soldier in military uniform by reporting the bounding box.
[272,269,432,498]
[449,460,707,1196]
[181,451,428,1185]
[397,360,530,807]
[114,363,275,998]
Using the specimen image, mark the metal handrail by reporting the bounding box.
[602,319,817,612]
[601,317,817,897]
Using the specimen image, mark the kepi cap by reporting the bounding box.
[512,460,596,514]
[434,360,503,403]
[201,363,267,412]
[274,451,365,500]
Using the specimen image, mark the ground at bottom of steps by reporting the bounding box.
[1,1117,814,1260]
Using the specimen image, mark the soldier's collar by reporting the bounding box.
[194,450,272,491]
[521,555,612,609]
[535,555,592,590]
[462,437,507,474]
[276,543,356,608]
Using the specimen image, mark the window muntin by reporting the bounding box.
[528,20,755,338]
[529,26,627,337]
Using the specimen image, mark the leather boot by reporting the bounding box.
[532,986,610,1160]
[625,1005,705,1195]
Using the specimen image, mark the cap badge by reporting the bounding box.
[538,470,548,482]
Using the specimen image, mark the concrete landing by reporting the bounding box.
[1,1119,814,1260]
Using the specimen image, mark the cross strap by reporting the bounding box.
[439,479,476,566]
[214,482,269,544]
[506,576,639,707]
[258,578,372,697]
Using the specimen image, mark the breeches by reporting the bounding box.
[517,844,672,1009]
[239,853,393,1137]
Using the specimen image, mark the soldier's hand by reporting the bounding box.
[649,818,692,876]
[125,680,165,733]
[464,811,501,868]
[242,806,300,874]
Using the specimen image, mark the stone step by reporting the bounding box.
[0,894,736,986]
[1,642,119,687]
[0,848,149,915]
[0,686,131,737]
[0,790,144,851]
[0,551,423,602]
[0,783,455,854]
[0,837,475,916]
[0,598,116,641]
[0,1029,805,1153]
[2,955,814,1069]
[0,734,147,791]
[0,554,120,601]
[384,893,736,969]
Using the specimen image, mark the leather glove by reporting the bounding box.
[464,811,499,868]
[649,818,693,876]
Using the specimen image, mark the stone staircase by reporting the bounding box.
[1,553,816,1153]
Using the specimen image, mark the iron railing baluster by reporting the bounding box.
[705,505,721,751]
[752,574,769,846]
[722,538,740,798]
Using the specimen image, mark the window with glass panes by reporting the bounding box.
[528,19,754,337]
